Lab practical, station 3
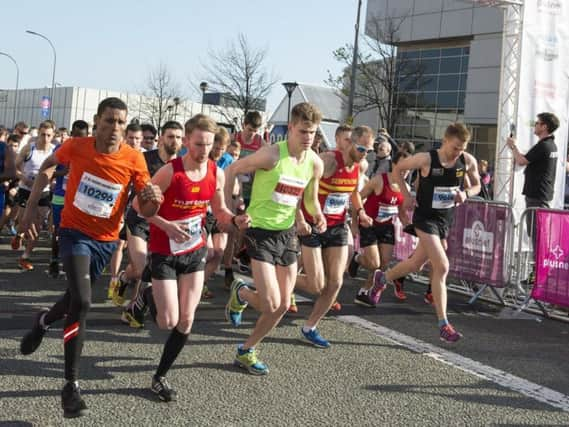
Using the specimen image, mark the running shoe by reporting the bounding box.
[107,277,119,300]
[354,292,376,308]
[369,270,387,305]
[201,285,214,300]
[348,253,359,277]
[393,277,407,301]
[234,346,269,375]
[288,293,298,313]
[301,328,330,349]
[225,279,248,327]
[20,309,49,355]
[439,323,463,343]
[11,234,23,250]
[112,271,129,307]
[151,375,177,402]
[18,257,34,271]
[48,260,60,279]
[8,225,17,236]
[329,300,342,312]
[424,291,434,305]
[121,303,145,329]
[61,381,88,418]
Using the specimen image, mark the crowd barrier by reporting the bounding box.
[390,200,569,319]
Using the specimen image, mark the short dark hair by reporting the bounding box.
[126,123,142,134]
[537,112,560,134]
[141,123,158,137]
[161,121,183,134]
[243,111,262,128]
[97,97,128,116]
[290,102,322,126]
[399,141,415,155]
[335,124,352,137]
[393,150,410,164]
[71,120,89,132]
[15,121,28,130]
[7,134,21,144]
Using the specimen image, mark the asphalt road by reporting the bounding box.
[0,235,567,426]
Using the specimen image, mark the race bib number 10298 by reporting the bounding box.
[73,172,123,218]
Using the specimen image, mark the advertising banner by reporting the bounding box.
[515,0,569,211]
[532,210,569,307]
[393,214,417,262]
[446,201,511,287]
[40,96,50,118]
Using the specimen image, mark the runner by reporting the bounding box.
[352,150,411,307]
[370,123,480,343]
[120,121,184,328]
[294,125,374,348]
[224,102,325,375]
[140,114,249,401]
[17,97,163,418]
[12,120,56,270]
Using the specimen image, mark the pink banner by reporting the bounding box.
[446,201,511,287]
[532,210,569,307]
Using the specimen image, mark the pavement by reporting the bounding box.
[0,234,568,426]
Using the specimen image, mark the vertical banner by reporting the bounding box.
[533,210,569,307]
[516,0,569,210]
[446,201,510,287]
[40,96,50,119]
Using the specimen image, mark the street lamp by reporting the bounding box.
[26,30,56,120]
[173,97,180,121]
[348,0,363,120]
[0,52,19,127]
[282,82,298,127]
[199,82,208,113]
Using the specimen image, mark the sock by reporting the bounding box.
[302,325,315,334]
[156,328,189,377]
[39,312,49,330]
[358,288,368,295]
[438,318,449,328]
[237,344,251,355]
[354,253,361,264]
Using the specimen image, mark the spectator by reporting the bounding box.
[478,159,492,199]
[369,137,392,176]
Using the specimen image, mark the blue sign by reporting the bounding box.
[40,96,51,118]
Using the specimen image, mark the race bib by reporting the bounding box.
[272,175,307,207]
[376,204,399,222]
[169,216,204,254]
[323,193,349,215]
[73,172,122,218]
[432,186,458,209]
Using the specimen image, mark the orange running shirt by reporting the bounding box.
[55,137,150,241]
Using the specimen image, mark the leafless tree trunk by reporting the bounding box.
[140,63,184,133]
[201,33,276,125]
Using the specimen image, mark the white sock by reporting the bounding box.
[358,288,368,295]
[302,325,315,333]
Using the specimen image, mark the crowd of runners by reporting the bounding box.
[5,97,483,418]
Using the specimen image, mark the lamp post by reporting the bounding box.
[282,82,298,128]
[26,30,56,120]
[173,97,180,121]
[347,0,362,120]
[0,52,19,127]
[199,82,208,113]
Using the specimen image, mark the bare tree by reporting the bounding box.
[140,63,184,132]
[326,14,423,134]
[201,33,277,125]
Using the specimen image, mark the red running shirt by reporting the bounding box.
[149,158,217,255]
[363,173,404,225]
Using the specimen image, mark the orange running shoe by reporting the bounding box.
[288,294,298,313]
[11,234,23,250]
[19,257,34,271]
[393,278,407,301]
[330,301,342,312]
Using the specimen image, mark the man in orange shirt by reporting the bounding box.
[17,97,162,419]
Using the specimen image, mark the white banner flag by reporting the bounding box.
[516,0,569,211]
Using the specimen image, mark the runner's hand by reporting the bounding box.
[140,183,163,204]
[313,212,327,234]
[18,209,37,240]
[233,214,251,230]
[454,190,467,205]
[165,222,191,242]
[358,211,373,228]
[296,219,311,236]
[403,195,416,211]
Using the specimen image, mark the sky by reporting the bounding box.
[0,0,365,114]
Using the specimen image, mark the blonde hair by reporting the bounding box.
[184,114,218,135]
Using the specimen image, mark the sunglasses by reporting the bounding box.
[355,145,374,154]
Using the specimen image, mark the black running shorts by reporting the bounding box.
[150,246,207,280]
[245,227,298,267]
[299,223,349,249]
[359,222,395,247]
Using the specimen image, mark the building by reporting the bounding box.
[0,86,247,131]
[365,0,504,162]
[268,83,346,148]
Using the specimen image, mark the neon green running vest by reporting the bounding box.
[247,140,316,230]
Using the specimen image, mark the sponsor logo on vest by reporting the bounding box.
[463,220,494,253]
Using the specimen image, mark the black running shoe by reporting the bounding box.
[20,309,49,355]
[354,292,376,308]
[61,381,88,418]
[48,260,59,279]
[151,375,177,402]
[144,287,157,324]
[348,253,359,278]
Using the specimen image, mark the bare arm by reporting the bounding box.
[463,153,481,198]
[392,152,430,201]
[1,144,16,181]
[506,137,529,166]
[211,168,239,226]
[15,144,30,182]
[133,163,172,218]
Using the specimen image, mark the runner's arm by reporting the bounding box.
[392,152,430,200]
[211,168,250,229]
[15,144,30,182]
[133,162,172,218]
[1,143,16,182]
[463,153,481,199]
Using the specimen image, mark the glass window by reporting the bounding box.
[438,75,460,91]
[420,58,440,75]
[418,92,437,108]
[437,92,459,109]
[441,47,463,57]
[396,92,418,108]
[419,76,438,92]
[398,74,418,91]
[460,56,469,73]
[462,46,470,54]
[399,50,420,60]
[458,92,466,109]
[458,74,467,91]
[421,48,440,58]
[440,57,461,74]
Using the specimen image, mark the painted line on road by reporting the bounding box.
[338,315,569,413]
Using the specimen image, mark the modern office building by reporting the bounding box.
[365,0,504,162]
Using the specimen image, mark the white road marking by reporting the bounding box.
[338,315,569,413]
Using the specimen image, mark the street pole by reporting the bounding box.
[199,82,208,114]
[282,82,298,134]
[348,0,362,120]
[26,30,56,121]
[0,52,19,127]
